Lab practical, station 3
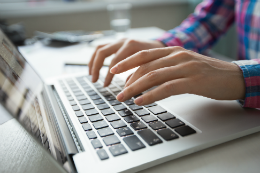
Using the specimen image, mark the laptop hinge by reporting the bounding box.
[43,84,79,173]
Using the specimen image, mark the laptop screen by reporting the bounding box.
[0,29,65,164]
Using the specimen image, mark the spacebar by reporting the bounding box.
[137,129,162,146]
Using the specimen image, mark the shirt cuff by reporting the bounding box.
[233,59,260,108]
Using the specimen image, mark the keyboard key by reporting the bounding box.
[97,103,110,110]
[129,105,143,111]
[94,84,103,89]
[65,93,71,97]
[165,119,185,129]
[101,109,115,116]
[124,115,140,123]
[105,95,116,101]
[108,85,116,89]
[75,111,84,117]
[148,106,167,115]
[69,100,77,106]
[110,120,127,129]
[77,95,88,101]
[109,100,121,106]
[74,92,84,96]
[110,87,121,93]
[135,109,150,117]
[93,120,108,129]
[71,89,80,92]
[109,144,128,157]
[93,99,105,105]
[79,99,90,105]
[85,109,99,116]
[101,91,112,97]
[106,114,121,122]
[175,126,196,137]
[80,83,88,87]
[84,88,93,92]
[81,86,90,90]
[116,127,134,137]
[149,121,166,130]
[86,131,97,139]
[118,109,133,117]
[123,135,145,151]
[103,135,120,146]
[113,104,127,111]
[98,88,107,93]
[141,115,158,123]
[133,93,142,98]
[72,105,80,111]
[157,113,175,121]
[137,129,162,146]
[131,121,147,130]
[157,128,179,141]
[90,94,101,100]
[78,116,88,123]
[98,127,114,137]
[124,99,135,105]
[81,104,94,110]
[91,139,103,149]
[82,123,92,131]
[86,90,97,96]
[144,103,157,108]
[97,149,109,160]
[113,91,121,95]
[88,114,103,122]
[67,96,74,101]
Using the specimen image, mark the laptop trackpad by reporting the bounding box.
[157,94,260,133]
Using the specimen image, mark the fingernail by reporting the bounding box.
[134,96,143,105]
[117,91,124,101]
[110,65,118,74]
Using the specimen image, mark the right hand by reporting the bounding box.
[88,39,165,86]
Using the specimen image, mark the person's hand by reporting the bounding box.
[88,39,165,86]
[110,46,245,105]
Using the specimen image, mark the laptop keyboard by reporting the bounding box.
[59,76,196,160]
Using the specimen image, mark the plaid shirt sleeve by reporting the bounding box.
[156,0,235,53]
[233,60,260,108]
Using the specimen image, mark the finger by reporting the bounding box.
[126,73,133,83]
[110,46,182,74]
[89,44,107,75]
[124,55,172,88]
[134,78,190,105]
[116,66,187,102]
[103,42,138,86]
[91,42,123,82]
[125,51,188,88]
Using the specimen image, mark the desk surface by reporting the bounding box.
[1,27,260,173]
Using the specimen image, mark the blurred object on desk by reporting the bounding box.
[0,20,26,46]
[35,30,114,44]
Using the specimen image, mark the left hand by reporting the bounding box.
[110,46,245,105]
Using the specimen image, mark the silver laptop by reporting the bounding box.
[1,29,260,173]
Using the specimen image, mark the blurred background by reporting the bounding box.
[0,0,237,59]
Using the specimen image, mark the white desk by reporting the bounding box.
[1,27,260,173]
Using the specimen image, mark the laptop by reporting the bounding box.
[1,28,260,173]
